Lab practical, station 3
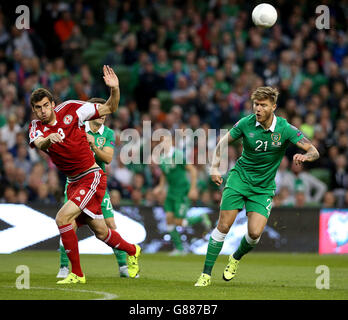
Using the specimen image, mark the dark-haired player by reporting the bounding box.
[29,66,141,284]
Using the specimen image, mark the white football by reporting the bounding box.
[252,3,277,28]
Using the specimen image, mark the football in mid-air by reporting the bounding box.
[252,3,277,28]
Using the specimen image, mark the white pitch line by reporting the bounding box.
[3,286,118,300]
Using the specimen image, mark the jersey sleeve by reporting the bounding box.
[229,118,244,140]
[55,100,100,126]
[286,124,305,144]
[75,102,100,125]
[28,120,44,148]
[104,129,116,149]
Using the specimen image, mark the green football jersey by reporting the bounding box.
[159,148,190,198]
[228,114,304,193]
[85,122,115,173]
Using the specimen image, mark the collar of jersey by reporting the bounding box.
[85,121,104,135]
[255,114,277,132]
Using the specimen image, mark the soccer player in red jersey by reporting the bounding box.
[28,66,141,284]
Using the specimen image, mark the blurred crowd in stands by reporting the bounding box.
[0,0,347,208]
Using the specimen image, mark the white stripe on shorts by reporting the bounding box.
[80,170,101,210]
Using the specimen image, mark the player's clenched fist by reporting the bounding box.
[210,167,223,186]
[47,133,64,144]
[293,153,307,165]
[211,174,223,186]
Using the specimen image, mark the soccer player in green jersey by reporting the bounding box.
[195,87,320,286]
[57,98,130,278]
[153,135,212,256]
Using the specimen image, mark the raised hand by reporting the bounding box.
[103,65,119,89]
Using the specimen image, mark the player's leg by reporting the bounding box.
[102,191,129,277]
[57,181,70,278]
[165,197,184,254]
[195,209,239,286]
[167,211,184,254]
[86,216,141,278]
[223,195,271,282]
[169,197,190,255]
[57,220,78,278]
[56,200,85,281]
[181,197,212,231]
[233,212,268,260]
[233,194,271,261]
[195,186,243,286]
[104,217,129,277]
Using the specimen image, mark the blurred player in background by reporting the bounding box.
[153,135,211,256]
[29,66,141,284]
[195,87,320,286]
[57,98,130,279]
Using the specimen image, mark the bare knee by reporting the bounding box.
[95,228,109,241]
[217,221,230,234]
[248,231,262,240]
[56,213,68,227]
[105,218,116,230]
[174,218,183,226]
[166,212,175,225]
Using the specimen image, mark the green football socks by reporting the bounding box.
[169,228,184,251]
[233,235,259,260]
[114,249,127,267]
[203,236,224,275]
[202,228,226,275]
[59,245,69,268]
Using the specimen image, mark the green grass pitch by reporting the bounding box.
[0,251,347,300]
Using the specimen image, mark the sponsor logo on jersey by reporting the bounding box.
[80,189,85,195]
[96,137,106,147]
[249,132,255,138]
[63,114,73,125]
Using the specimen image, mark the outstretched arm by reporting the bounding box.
[33,133,63,151]
[294,137,320,164]
[97,65,120,116]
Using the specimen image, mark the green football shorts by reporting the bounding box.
[64,181,114,219]
[164,195,190,219]
[220,170,274,218]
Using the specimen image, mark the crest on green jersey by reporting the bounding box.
[271,132,282,147]
[96,137,106,147]
[271,132,281,142]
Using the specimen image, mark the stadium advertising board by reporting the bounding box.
[319,209,348,254]
[0,204,320,254]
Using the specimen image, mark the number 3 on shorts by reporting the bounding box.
[266,198,272,216]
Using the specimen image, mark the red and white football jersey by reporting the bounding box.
[29,100,101,177]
